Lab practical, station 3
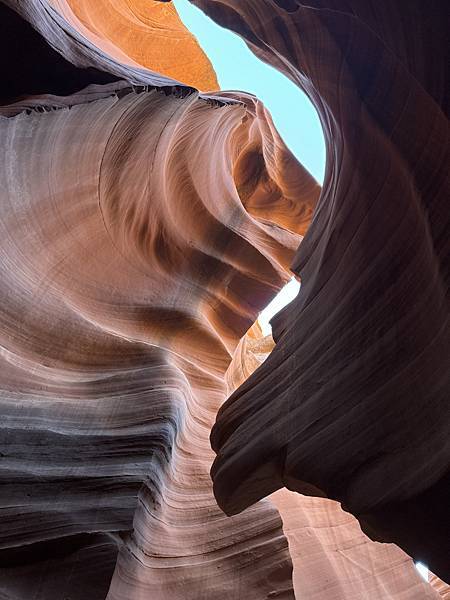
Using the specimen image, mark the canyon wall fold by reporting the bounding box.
[201,0,450,583]
[228,324,442,599]
[0,0,448,598]
[0,4,319,597]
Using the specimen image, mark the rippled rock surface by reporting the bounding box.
[0,1,448,598]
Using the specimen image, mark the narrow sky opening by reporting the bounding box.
[173,0,325,184]
[173,0,326,333]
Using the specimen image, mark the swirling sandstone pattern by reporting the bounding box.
[199,0,450,584]
[0,0,448,598]
[0,3,320,597]
[49,0,219,90]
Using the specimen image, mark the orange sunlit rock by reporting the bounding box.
[50,0,218,89]
[0,0,448,598]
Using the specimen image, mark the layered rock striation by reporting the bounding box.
[0,3,317,597]
[201,0,450,583]
[0,0,448,598]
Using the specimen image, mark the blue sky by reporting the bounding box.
[173,0,325,184]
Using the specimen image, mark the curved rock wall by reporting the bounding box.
[50,0,219,89]
[0,4,318,596]
[198,0,449,583]
[227,324,441,599]
[0,0,448,598]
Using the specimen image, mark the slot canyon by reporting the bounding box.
[0,1,448,598]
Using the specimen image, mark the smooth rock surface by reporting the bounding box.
[50,0,219,90]
[0,0,448,597]
[204,0,450,583]
[227,322,441,599]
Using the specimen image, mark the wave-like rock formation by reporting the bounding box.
[429,575,450,599]
[48,0,218,90]
[0,3,316,598]
[227,325,443,599]
[200,0,450,584]
[0,0,448,598]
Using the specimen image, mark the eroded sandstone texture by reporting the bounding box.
[0,1,448,599]
[202,0,449,584]
[49,0,219,90]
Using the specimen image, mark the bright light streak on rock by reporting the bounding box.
[258,277,300,336]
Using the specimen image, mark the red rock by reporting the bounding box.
[204,0,449,583]
[0,1,447,597]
